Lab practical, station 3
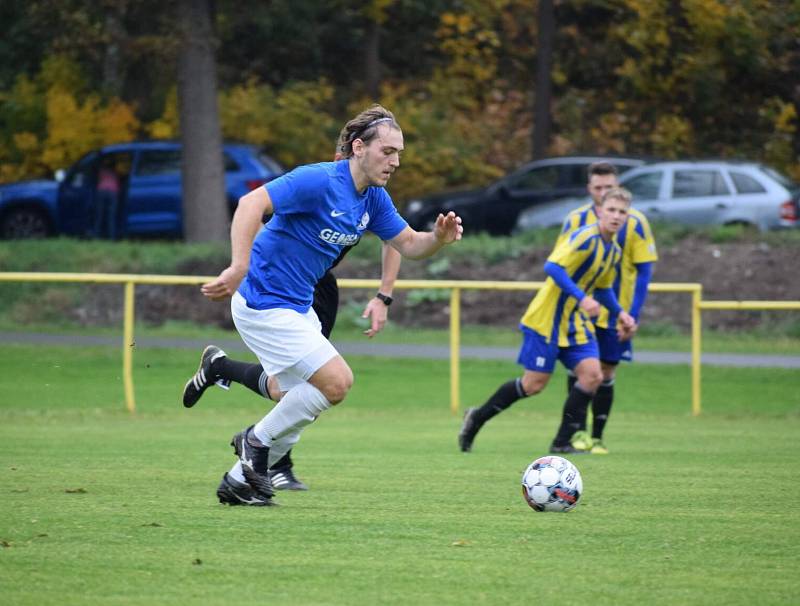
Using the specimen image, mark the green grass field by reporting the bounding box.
[1,344,799,605]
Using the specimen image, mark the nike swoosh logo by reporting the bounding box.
[240,436,254,469]
[330,210,347,217]
[234,493,264,504]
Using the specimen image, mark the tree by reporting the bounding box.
[532,0,554,159]
[177,0,227,243]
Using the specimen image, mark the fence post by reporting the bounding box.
[123,281,136,413]
[691,286,702,416]
[449,287,461,414]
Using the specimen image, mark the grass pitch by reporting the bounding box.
[0,344,798,605]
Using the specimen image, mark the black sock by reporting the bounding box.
[552,384,594,446]
[473,378,527,425]
[272,449,293,470]
[214,359,270,399]
[566,373,586,431]
[591,379,614,439]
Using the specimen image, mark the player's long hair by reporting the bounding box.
[336,105,400,159]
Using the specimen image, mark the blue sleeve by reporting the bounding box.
[265,165,328,215]
[544,261,586,301]
[629,262,653,321]
[594,287,623,316]
[367,188,408,241]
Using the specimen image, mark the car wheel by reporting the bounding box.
[0,208,52,239]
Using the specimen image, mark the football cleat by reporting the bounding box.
[182,345,230,408]
[549,442,590,455]
[268,466,309,491]
[231,426,274,499]
[570,430,593,452]
[458,407,482,452]
[590,438,609,455]
[216,472,275,506]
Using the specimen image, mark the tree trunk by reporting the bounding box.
[365,19,381,100]
[102,5,125,98]
[177,0,228,242]
[532,0,554,160]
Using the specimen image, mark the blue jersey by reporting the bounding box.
[238,160,407,312]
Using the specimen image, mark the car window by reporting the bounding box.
[761,166,796,189]
[508,165,561,190]
[563,164,589,187]
[223,153,240,172]
[730,171,767,194]
[623,171,663,199]
[136,150,182,176]
[258,152,284,175]
[673,170,730,197]
[64,154,98,188]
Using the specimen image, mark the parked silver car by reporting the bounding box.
[514,160,800,233]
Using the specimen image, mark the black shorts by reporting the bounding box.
[313,271,339,339]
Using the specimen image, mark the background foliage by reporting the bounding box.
[1,0,798,201]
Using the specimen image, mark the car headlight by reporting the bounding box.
[406,200,424,214]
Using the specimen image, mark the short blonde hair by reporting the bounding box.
[601,187,632,206]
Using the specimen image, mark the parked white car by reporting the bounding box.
[514,161,800,233]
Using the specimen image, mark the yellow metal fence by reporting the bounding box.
[1,272,798,416]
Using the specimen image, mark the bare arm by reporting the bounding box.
[389,211,463,259]
[201,187,273,301]
[361,243,403,338]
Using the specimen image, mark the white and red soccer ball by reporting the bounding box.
[521,455,583,512]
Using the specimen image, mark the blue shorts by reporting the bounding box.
[595,326,633,365]
[517,325,599,373]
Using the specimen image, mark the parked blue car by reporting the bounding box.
[0,141,284,239]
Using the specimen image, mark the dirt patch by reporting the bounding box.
[334,234,800,332]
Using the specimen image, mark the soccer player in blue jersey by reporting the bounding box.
[198,105,463,506]
[557,162,658,454]
[182,133,402,492]
[458,188,636,454]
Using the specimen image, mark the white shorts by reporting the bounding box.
[231,291,339,393]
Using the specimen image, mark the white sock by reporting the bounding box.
[253,382,331,446]
[228,461,246,483]
[268,430,301,467]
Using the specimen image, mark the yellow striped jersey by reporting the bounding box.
[556,203,658,328]
[521,223,622,346]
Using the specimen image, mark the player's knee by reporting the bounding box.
[521,374,548,396]
[580,370,603,392]
[600,363,617,382]
[267,375,282,401]
[321,369,353,405]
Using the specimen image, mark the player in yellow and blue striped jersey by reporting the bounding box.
[556,162,658,454]
[458,188,638,454]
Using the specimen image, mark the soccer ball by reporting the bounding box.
[521,455,583,512]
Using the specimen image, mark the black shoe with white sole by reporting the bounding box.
[268,466,309,491]
[231,426,274,499]
[216,472,276,506]
[182,345,230,408]
[549,443,589,455]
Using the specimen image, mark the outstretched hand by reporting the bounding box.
[361,297,389,338]
[200,266,247,301]
[434,211,463,244]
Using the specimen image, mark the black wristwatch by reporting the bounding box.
[376,292,393,306]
